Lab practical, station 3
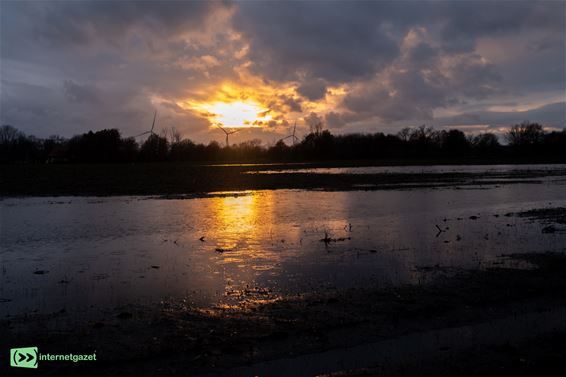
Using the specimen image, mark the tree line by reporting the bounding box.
[0,122,564,164]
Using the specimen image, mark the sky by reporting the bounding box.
[1,0,565,145]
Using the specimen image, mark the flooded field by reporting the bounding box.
[2,170,566,318]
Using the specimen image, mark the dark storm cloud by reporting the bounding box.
[341,42,502,123]
[15,1,229,47]
[232,1,564,84]
[63,80,101,104]
[232,2,400,84]
[325,112,347,129]
[297,79,328,101]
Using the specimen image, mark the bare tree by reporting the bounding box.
[0,125,21,144]
[169,127,181,144]
[506,122,544,146]
[310,121,324,135]
[397,127,411,142]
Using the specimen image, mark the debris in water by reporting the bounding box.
[199,236,205,242]
[321,231,332,245]
[320,232,351,244]
[469,215,479,220]
[33,270,49,275]
[215,248,232,253]
[151,265,160,269]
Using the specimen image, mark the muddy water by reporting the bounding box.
[1,179,566,317]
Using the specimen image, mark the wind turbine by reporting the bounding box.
[132,110,157,139]
[280,121,299,145]
[217,124,241,147]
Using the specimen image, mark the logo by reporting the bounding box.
[10,347,38,369]
[9,347,97,368]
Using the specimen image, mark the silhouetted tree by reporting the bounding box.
[506,122,544,147]
[0,125,42,162]
[269,140,291,161]
[542,128,566,157]
[67,129,130,162]
[170,139,197,161]
[139,134,169,161]
[1,123,563,164]
[397,127,411,142]
[471,133,501,154]
[300,130,335,159]
[441,129,471,156]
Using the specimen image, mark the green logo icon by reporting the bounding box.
[10,347,38,368]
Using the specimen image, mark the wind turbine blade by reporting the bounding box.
[151,110,157,132]
[217,125,228,134]
[133,131,151,138]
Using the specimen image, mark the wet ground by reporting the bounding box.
[1,163,566,375]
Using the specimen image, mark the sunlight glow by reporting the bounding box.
[198,100,272,128]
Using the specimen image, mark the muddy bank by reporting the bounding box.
[2,252,566,376]
[2,162,565,196]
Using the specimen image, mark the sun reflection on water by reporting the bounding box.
[205,191,285,307]
[210,191,261,251]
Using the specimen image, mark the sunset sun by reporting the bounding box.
[198,100,271,128]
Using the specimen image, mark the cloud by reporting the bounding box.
[63,80,101,104]
[297,79,328,101]
[232,2,400,84]
[341,29,502,123]
[18,1,230,47]
[325,112,347,129]
[436,102,566,129]
[304,112,323,128]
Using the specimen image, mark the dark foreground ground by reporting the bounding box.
[2,161,566,196]
[2,249,566,377]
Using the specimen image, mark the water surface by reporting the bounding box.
[1,170,566,318]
